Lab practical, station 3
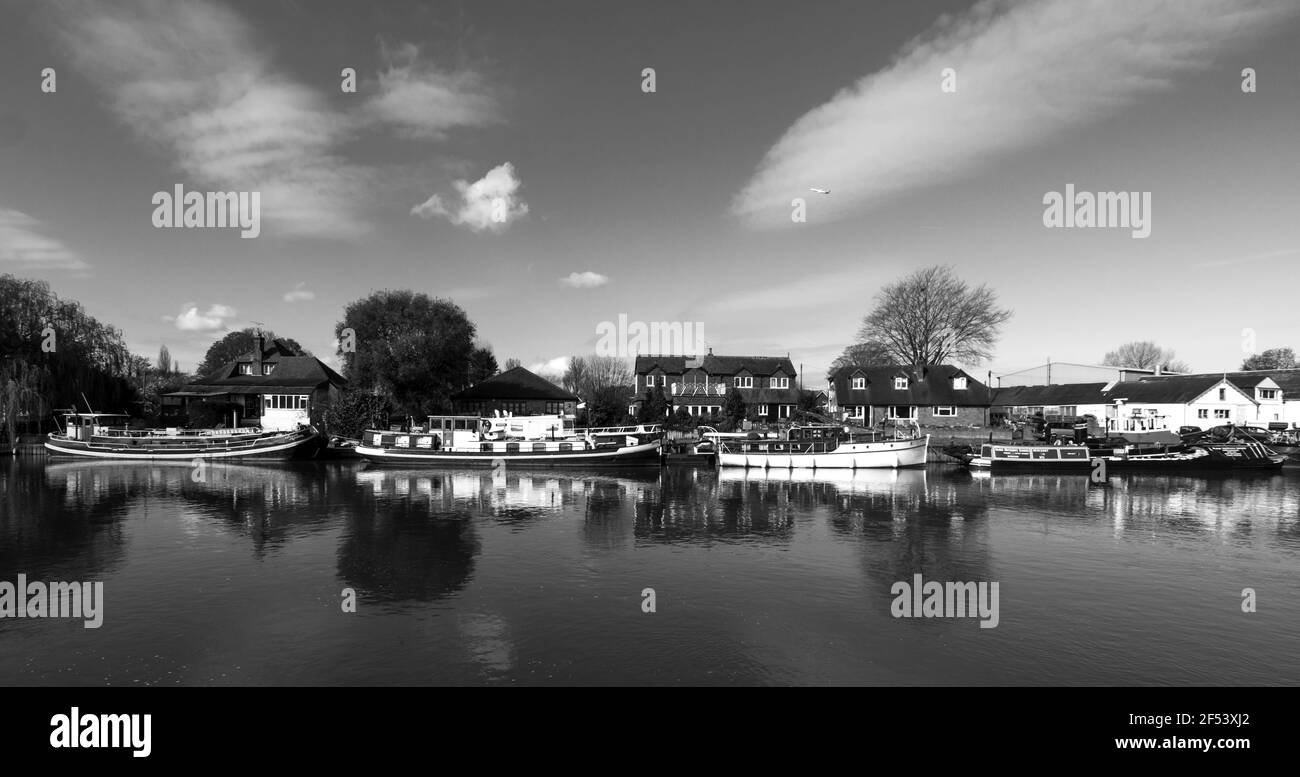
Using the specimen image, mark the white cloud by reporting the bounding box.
[410,162,529,232]
[528,356,570,376]
[0,208,89,271]
[560,271,609,289]
[366,40,496,139]
[282,282,315,303]
[731,0,1298,228]
[166,303,237,332]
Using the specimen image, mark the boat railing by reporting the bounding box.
[577,424,662,436]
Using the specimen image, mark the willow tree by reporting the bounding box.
[1,358,49,451]
[856,266,1012,368]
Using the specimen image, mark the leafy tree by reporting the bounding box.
[323,391,392,440]
[0,274,140,420]
[469,345,499,384]
[856,265,1012,367]
[827,340,893,377]
[1101,341,1189,373]
[1241,347,1295,370]
[335,290,478,417]
[665,405,697,432]
[636,386,669,422]
[582,385,631,428]
[195,328,307,377]
[723,388,746,427]
[157,344,173,375]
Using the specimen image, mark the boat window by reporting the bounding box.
[480,443,494,452]
[506,443,520,453]
[533,443,547,451]
[560,443,573,451]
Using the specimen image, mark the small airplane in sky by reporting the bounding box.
[809,188,830,194]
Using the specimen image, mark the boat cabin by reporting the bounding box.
[57,412,131,442]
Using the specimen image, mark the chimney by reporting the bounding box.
[1154,365,1162,376]
[251,329,265,374]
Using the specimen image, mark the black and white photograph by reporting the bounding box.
[1,0,1296,755]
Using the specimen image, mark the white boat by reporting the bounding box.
[355,413,663,467]
[44,412,322,460]
[716,424,929,469]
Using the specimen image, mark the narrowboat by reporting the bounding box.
[716,424,929,469]
[354,413,663,467]
[44,412,322,460]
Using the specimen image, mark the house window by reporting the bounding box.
[952,377,968,390]
[262,363,276,376]
[1060,406,1076,416]
[851,377,866,390]
[758,404,769,415]
[934,406,956,417]
[780,405,791,418]
[850,406,865,418]
[733,376,753,388]
[1214,409,1231,419]
[771,377,789,389]
[628,405,636,416]
[1260,389,1277,400]
[1198,409,1209,419]
[244,394,260,417]
[888,406,916,419]
[1218,388,1226,401]
[300,396,309,409]
[264,396,272,409]
[237,362,252,375]
[894,377,908,390]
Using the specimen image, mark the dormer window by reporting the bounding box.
[1260,388,1277,400]
[733,376,754,388]
[262,363,276,376]
[952,376,968,390]
[894,377,908,390]
[771,377,789,389]
[237,362,253,375]
[851,377,866,390]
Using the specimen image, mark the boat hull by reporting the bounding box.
[354,440,663,468]
[44,429,322,461]
[717,436,929,469]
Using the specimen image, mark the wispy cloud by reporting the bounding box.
[410,162,529,232]
[0,208,90,272]
[560,271,609,289]
[165,303,237,332]
[731,0,1297,228]
[365,40,497,139]
[53,0,369,239]
[282,282,315,303]
[1195,248,1298,268]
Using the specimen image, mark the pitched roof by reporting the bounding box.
[635,354,796,377]
[991,383,1109,407]
[1105,375,1226,403]
[830,365,992,406]
[190,338,345,389]
[451,366,578,401]
[1148,370,1297,395]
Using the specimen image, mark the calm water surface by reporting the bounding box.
[2,457,1298,685]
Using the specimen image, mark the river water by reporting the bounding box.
[1,457,1297,685]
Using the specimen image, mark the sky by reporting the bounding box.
[2,0,1298,386]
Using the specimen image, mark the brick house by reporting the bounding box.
[163,333,347,430]
[630,352,802,422]
[828,365,992,426]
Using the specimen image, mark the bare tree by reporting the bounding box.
[856,266,1012,368]
[563,355,632,400]
[503,358,523,371]
[1102,341,1190,373]
[827,340,893,377]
